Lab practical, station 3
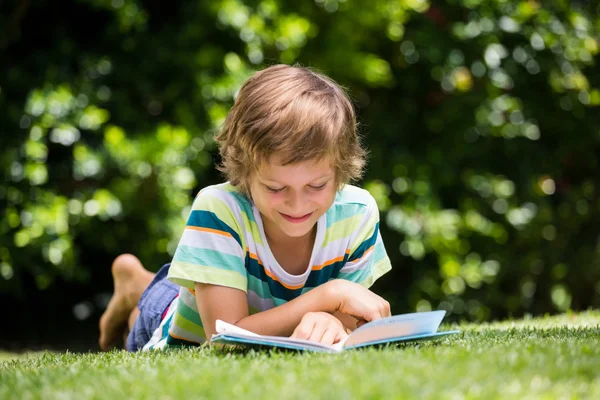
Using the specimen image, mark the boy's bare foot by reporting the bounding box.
[98,254,154,351]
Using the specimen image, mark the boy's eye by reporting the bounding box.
[264,182,327,193]
[265,186,285,193]
[309,183,327,190]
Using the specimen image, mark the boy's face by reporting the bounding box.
[249,155,337,243]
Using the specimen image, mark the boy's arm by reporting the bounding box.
[195,281,340,340]
[195,279,390,340]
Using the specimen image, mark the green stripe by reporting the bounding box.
[193,193,240,227]
[168,261,247,291]
[338,267,372,284]
[247,274,278,299]
[211,194,260,247]
[236,212,263,247]
[204,187,263,246]
[173,246,244,271]
[220,183,237,193]
[350,215,378,252]
[176,297,203,326]
[326,203,365,227]
[322,214,364,247]
[370,257,392,285]
[173,312,206,339]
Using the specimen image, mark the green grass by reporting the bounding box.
[2,311,599,399]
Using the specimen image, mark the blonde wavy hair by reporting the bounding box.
[214,64,367,196]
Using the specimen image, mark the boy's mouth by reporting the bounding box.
[279,212,313,223]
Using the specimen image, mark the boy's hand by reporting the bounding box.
[326,280,391,326]
[290,312,348,346]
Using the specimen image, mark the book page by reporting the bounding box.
[214,319,340,352]
[236,334,338,351]
[215,320,261,337]
[344,311,445,348]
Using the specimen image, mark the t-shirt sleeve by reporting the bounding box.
[167,188,248,292]
[338,195,392,288]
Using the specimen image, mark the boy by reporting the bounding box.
[99,64,392,351]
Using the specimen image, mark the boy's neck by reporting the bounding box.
[263,222,317,275]
[264,223,317,251]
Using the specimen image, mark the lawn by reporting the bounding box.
[1,311,599,399]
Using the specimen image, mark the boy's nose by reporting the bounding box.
[286,191,308,212]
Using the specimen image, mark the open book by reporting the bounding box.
[210,310,460,353]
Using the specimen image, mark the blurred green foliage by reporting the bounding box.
[1,0,599,321]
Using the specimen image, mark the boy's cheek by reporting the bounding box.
[262,196,283,209]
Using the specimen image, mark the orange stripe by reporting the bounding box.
[245,247,357,289]
[187,288,196,296]
[186,226,232,238]
[169,332,199,342]
[263,267,305,290]
[311,249,351,271]
[349,245,375,263]
[312,255,345,271]
[246,248,263,265]
[246,247,304,290]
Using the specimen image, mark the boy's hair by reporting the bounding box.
[214,64,366,196]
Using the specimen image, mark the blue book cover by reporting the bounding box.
[210,310,460,353]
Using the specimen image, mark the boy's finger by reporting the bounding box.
[291,321,315,339]
[334,330,349,344]
[307,324,327,343]
[320,329,338,346]
[383,301,392,317]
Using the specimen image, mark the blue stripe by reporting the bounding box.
[161,312,174,341]
[244,252,348,301]
[187,210,242,247]
[348,222,379,262]
[338,265,372,283]
[228,191,256,223]
[166,335,201,347]
[245,255,303,301]
[326,203,364,227]
[306,258,348,285]
[373,240,387,263]
[334,186,369,204]
[247,274,278,299]
[173,245,244,272]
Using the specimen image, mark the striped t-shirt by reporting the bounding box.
[143,182,391,350]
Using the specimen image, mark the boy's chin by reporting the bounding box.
[279,221,317,238]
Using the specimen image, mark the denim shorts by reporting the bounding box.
[125,263,178,351]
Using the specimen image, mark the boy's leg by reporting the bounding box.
[99,254,155,351]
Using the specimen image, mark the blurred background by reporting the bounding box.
[1,0,599,352]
